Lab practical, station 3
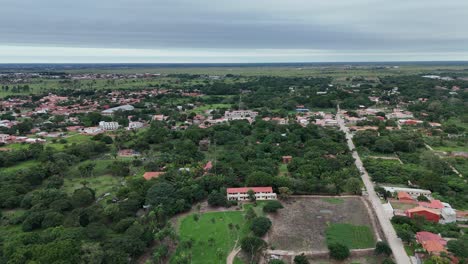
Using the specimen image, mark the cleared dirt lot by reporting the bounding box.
[268,196,377,251]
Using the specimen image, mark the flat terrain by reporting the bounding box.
[268,197,376,251]
[326,223,375,249]
[173,210,248,264]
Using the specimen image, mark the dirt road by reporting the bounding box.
[336,107,411,264]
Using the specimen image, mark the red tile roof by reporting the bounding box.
[419,200,444,209]
[143,171,165,180]
[416,231,447,245]
[227,187,273,194]
[406,206,439,215]
[398,191,414,201]
[204,161,213,171]
[422,240,446,254]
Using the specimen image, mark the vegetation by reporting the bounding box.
[325,223,375,249]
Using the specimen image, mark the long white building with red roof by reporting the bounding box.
[226,187,277,201]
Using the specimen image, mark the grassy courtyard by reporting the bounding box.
[326,223,375,249]
[172,209,251,264]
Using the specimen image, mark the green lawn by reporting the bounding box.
[63,175,121,197]
[193,103,232,114]
[172,210,250,264]
[2,160,40,174]
[326,223,375,249]
[278,163,289,176]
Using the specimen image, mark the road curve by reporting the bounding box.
[336,108,411,264]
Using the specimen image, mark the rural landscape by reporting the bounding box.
[0,62,466,264]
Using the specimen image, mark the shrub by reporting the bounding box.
[294,253,309,264]
[375,241,392,256]
[263,200,284,213]
[328,243,350,260]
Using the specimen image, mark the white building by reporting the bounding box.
[224,110,258,121]
[127,121,144,130]
[99,121,119,131]
[440,207,456,224]
[101,105,134,116]
[227,187,277,201]
[382,186,432,199]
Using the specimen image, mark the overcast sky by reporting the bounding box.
[1,0,467,63]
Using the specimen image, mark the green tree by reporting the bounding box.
[328,243,350,260]
[250,216,272,237]
[247,189,256,203]
[245,207,257,220]
[207,190,227,207]
[241,236,266,262]
[294,253,309,264]
[375,241,392,256]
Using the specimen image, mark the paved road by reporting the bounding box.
[336,108,411,264]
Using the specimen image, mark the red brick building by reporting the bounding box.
[406,207,440,222]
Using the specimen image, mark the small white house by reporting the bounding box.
[99,121,119,131]
[127,121,144,130]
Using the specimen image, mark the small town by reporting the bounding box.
[0,65,467,264]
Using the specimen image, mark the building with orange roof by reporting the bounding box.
[143,171,165,180]
[406,206,440,222]
[398,191,415,202]
[421,240,447,255]
[419,200,444,210]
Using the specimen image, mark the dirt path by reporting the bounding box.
[424,143,464,178]
[226,244,241,264]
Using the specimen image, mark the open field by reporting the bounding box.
[193,103,232,114]
[172,209,251,264]
[326,223,375,249]
[63,175,121,197]
[268,197,377,251]
[2,160,40,174]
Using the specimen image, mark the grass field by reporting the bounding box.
[63,175,121,197]
[172,209,251,264]
[326,223,375,249]
[268,197,377,251]
[2,160,40,174]
[193,103,232,114]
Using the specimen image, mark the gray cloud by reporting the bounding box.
[0,0,467,61]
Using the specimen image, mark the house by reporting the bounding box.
[99,121,119,130]
[199,139,210,151]
[127,121,144,130]
[224,110,258,121]
[382,186,432,199]
[440,207,457,224]
[82,127,103,135]
[406,207,440,222]
[143,171,165,180]
[418,200,444,210]
[456,211,468,222]
[118,149,140,157]
[227,187,277,201]
[152,115,168,121]
[0,134,12,144]
[282,156,292,164]
[397,191,415,202]
[416,231,447,255]
[203,161,213,172]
